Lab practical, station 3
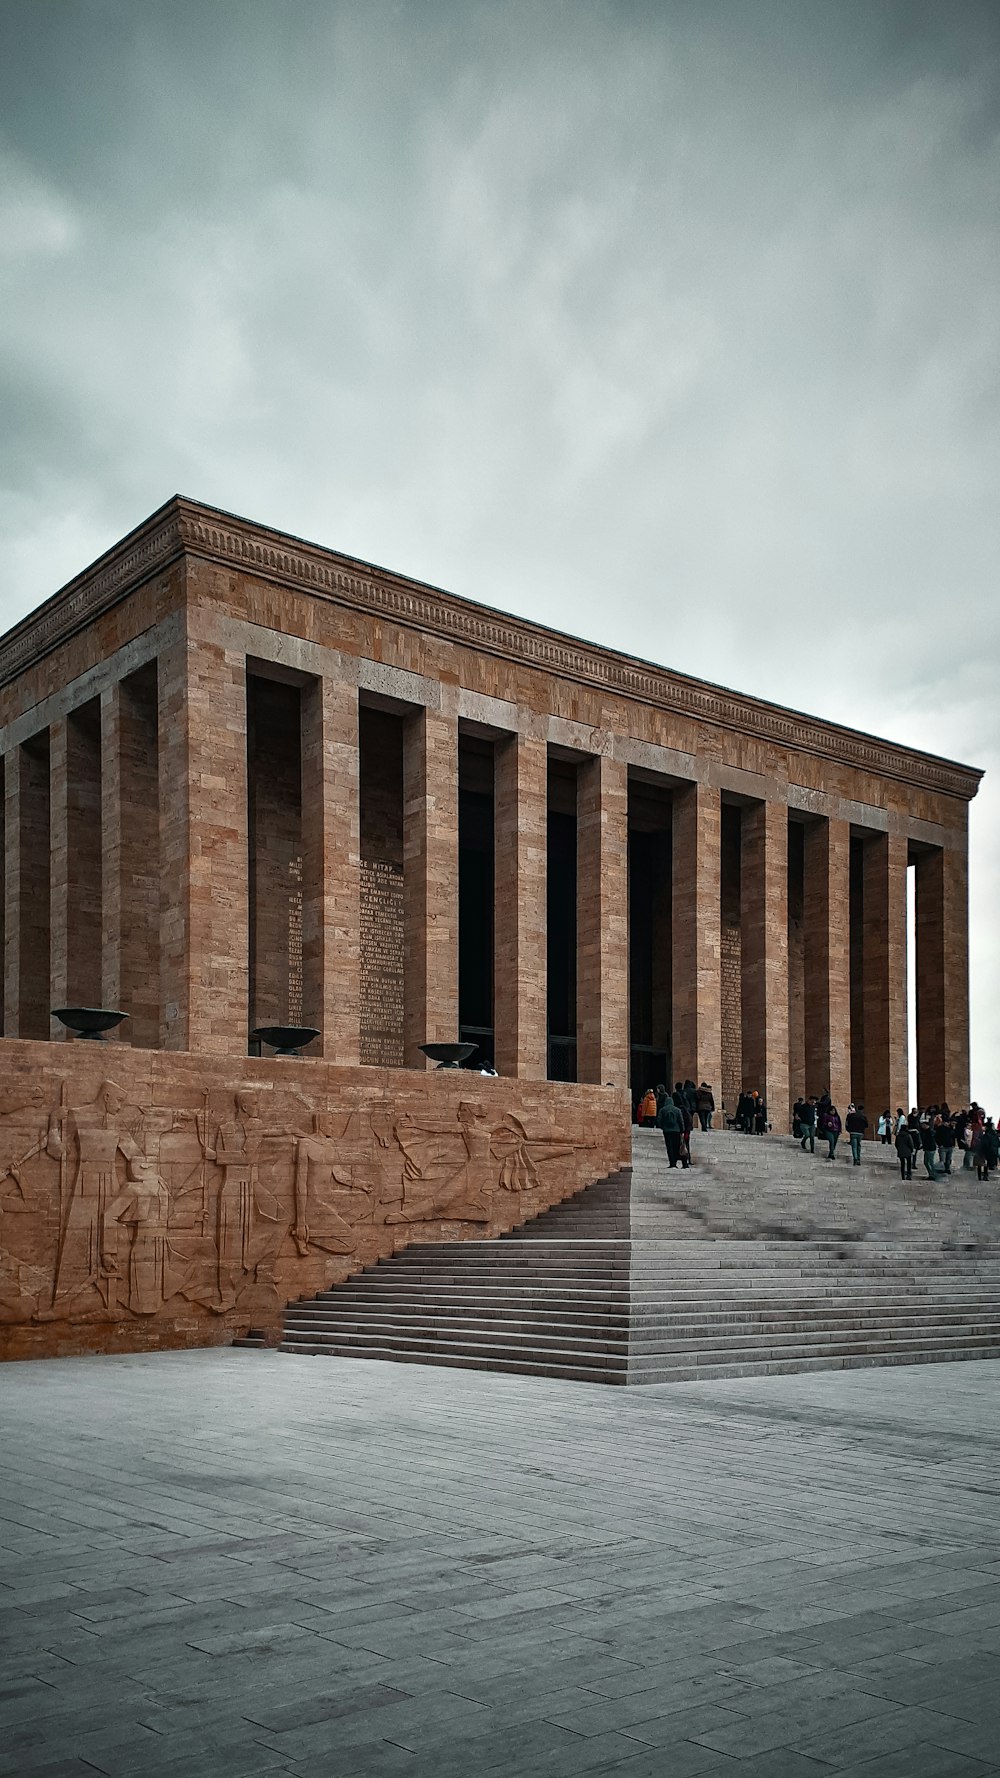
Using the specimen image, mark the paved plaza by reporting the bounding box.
[2,1353,1000,1778]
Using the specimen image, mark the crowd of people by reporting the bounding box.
[793,1096,999,1179]
[634,1081,999,1183]
[635,1080,716,1168]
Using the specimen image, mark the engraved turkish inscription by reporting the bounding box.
[360,858,404,1066]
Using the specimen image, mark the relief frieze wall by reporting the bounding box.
[0,1044,630,1361]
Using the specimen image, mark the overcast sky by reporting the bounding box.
[1,0,997,1098]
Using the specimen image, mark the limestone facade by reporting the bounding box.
[0,495,981,1123]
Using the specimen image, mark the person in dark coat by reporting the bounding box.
[799,1097,817,1153]
[977,1120,999,1182]
[919,1117,940,1179]
[845,1103,868,1165]
[895,1121,915,1180]
[695,1082,715,1131]
[657,1095,684,1169]
[673,1089,694,1168]
[754,1096,767,1136]
[823,1105,842,1160]
[936,1113,956,1175]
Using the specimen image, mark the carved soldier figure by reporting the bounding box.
[102,1157,174,1316]
[49,1081,144,1312]
[203,1090,283,1310]
[292,1113,359,1257]
[384,1101,493,1225]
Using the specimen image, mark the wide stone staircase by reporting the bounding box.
[278,1128,1000,1384]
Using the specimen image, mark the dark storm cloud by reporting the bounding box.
[1,0,998,1086]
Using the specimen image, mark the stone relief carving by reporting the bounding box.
[0,1077,594,1329]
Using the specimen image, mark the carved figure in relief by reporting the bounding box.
[202,1090,284,1310]
[292,1114,359,1257]
[48,1081,144,1311]
[492,1114,577,1193]
[101,1158,186,1315]
[384,1101,492,1225]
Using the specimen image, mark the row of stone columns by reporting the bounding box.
[1,644,969,1116]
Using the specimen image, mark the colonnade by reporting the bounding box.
[0,635,971,1120]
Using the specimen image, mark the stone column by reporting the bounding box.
[915,844,969,1108]
[493,728,548,1079]
[671,782,722,1094]
[741,800,789,1124]
[50,705,102,1031]
[862,831,909,1120]
[158,631,249,1055]
[102,672,161,1048]
[576,752,629,1086]
[301,675,360,1064]
[403,705,459,1066]
[48,719,70,1029]
[4,737,51,1040]
[802,816,852,1110]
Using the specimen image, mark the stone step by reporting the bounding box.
[278,1135,1000,1386]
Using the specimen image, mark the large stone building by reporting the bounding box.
[0,498,981,1357]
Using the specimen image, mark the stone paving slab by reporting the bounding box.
[1,1352,1000,1776]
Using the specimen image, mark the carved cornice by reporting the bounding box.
[0,501,184,690]
[0,496,983,802]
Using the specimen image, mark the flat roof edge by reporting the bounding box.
[0,496,984,802]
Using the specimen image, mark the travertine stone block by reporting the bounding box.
[577,753,629,1087]
[741,800,789,1121]
[0,1042,630,1360]
[48,718,69,1027]
[301,675,360,1064]
[403,706,459,1066]
[672,781,722,1092]
[158,628,249,1056]
[803,816,852,1111]
[494,731,548,1079]
[101,669,160,1048]
[862,831,909,1119]
[5,735,51,1040]
[916,845,970,1108]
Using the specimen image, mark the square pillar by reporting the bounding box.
[671,781,722,1093]
[916,845,969,1108]
[741,800,789,1124]
[803,816,851,1111]
[102,669,161,1048]
[158,633,249,1055]
[301,675,360,1064]
[48,718,70,1025]
[4,735,51,1039]
[403,706,459,1066]
[50,703,102,1030]
[576,752,629,1086]
[862,831,909,1120]
[493,730,548,1078]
